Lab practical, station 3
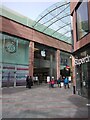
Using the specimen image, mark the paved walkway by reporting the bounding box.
[2,84,88,118]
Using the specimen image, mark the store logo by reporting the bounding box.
[5,40,16,53]
[41,50,46,57]
[75,54,90,65]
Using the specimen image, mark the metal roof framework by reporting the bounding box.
[32,0,72,44]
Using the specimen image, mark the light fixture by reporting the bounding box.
[69,55,72,59]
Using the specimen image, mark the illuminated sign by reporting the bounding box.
[75,54,90,65]
[41,50,46,57]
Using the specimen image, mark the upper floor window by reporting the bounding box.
[76,1,89,40]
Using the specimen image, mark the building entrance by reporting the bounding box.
[34,68,49,84]
[75,47,90,98]
[34,43,56,83]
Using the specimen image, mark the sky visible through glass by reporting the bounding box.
[1,0,58,20]
[1,0,72,44]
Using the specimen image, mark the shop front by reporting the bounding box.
[60,51,71,77]
[75,45,90,98]
[34,43,56,84]
[1,33,72,87]
[1,33,29,87]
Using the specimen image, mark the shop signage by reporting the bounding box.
[5,40,16,53]
[75,54,90,65]
[41,50,46,57]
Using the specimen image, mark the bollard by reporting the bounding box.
[73,86,76,94]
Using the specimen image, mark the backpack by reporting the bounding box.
[64,78,68,84]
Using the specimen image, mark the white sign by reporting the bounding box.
[75,54,90,65]
[41,50,46,57]
[47,76,50,83]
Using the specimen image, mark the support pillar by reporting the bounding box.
[0,65,2,88]
[14,67,16,87]
[50,54,53,79]
[72,56,76,94]
[0,35,2,88]
[56,50,60,80]
[29,41,34,77]
[0,34,2,119]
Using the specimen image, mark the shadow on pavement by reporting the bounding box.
[2,84,47,95]
[2,86,29,95]
[68,94,88,118]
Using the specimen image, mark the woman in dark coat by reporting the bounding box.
[26,76,32,88]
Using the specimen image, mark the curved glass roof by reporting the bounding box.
[32,0,72,44]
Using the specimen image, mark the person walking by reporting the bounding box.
[64,76,69,89]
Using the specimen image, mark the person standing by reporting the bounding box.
[28,76,33,88]
[47,76,51,88]
[57,75,62,88]
[26,76,32,89]
[26,76,29,88]
[51,77,55,88]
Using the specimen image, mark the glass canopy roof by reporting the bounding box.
[32,0,72,44]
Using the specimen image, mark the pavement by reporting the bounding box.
[1,83,89,119]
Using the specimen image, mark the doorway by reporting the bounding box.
[34,43,56,84]
[34,68,49,84]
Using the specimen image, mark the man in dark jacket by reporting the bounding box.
[26,76,33,88]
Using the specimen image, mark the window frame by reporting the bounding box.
[76,1,89,41]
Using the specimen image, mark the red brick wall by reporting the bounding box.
[56,50,60,80]
[1,16,33,40]
[33,30,72,52]
[71,1,90,52]
[0,16,72,53]
[70,0,79,15]
[74,33,90,51]
[29,42,34,77]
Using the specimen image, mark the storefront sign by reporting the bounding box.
[75,54,90,65]
[5,40,16,53]
[41,50,46,57]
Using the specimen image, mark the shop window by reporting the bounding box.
[2,33,29,87]
[61,58,68,65]
[34,44,56,61]
[76,1,89,40]
[75,48,90,98]
[60,51,71,67]
[2,34,29,65]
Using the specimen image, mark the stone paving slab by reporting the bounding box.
[2,84,88,118]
